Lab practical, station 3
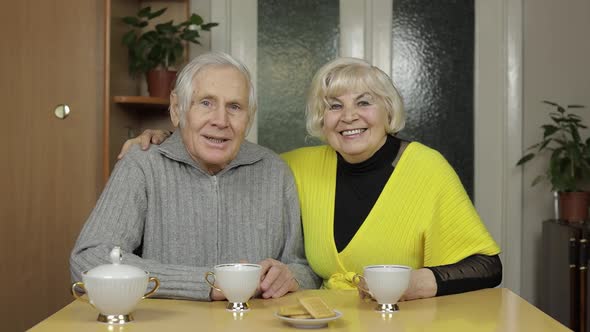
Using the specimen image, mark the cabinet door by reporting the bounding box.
[540,221,580,330]
[0,0,103,330]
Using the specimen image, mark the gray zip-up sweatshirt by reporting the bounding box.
[70,131,320,300]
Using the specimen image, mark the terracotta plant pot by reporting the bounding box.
[146,69,177,99]
[559,191,590,223]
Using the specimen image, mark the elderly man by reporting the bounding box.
[70,52,320,301]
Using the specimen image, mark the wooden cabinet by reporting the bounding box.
[540,220,590,332]
[105,0,188,179]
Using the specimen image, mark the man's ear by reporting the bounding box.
[170,93,180,128]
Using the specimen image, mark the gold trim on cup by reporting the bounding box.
[205,271,222,292]
[97,314,134,324]
[376,303,399,313]
[71,281,90,304]
[226,302,250,312]
[143,276,160,299]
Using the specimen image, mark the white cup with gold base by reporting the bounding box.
[205,263,262,312]
[71,247,160,324]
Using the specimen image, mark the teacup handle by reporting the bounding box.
[205,271,222,292]
[143,276,161,299]
[352,274,374,299]
[71,282,90,304]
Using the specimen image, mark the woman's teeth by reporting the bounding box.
[341,129,365,136]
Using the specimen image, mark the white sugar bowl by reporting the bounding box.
[71,246,160,324]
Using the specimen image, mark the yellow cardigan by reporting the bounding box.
[281,142,500,289]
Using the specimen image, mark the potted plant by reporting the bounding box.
[122,6,218,98]
[517,100,590,222]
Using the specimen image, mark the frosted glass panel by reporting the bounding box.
[392,0,475,197]
[258,0,339,153]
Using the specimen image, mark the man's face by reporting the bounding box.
[172,65,250,174]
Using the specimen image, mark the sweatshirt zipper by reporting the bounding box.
[212,175,220,261]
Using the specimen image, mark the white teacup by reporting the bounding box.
[354,265,411,313]
[205,263,262,312]
[71,247,160,324]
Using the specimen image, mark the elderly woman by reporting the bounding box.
[281,57,501,300]
[123,57,501,300]
[70,52,320,301]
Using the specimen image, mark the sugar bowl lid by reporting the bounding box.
[85,246,147,279]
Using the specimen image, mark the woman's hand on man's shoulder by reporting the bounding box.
[118,129,172,160]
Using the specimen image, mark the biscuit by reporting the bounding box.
[278,304,309,317]
[298,297,336,319]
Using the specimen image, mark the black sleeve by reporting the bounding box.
[426,254,502,296]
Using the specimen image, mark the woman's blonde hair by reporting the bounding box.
[306,57,405,140]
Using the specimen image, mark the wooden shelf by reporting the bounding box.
[113,95,169,105]
[113,95,169,111]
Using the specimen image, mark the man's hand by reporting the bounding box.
[117,129,172,159]
[210,287,226,301]
[258,258,299,299]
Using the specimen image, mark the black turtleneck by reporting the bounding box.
[334,135,400,252]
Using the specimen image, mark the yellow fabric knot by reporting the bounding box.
[324,271,358,290]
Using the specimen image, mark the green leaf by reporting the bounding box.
[568,104,585,109]
[531,175,545,186]
[557,106,566,113]
[122,16,140,26]
[516,153,535,166]
[542,125,559,138]
[559,118,577,124]
[148,8,167,19]
[142,31,158,43]
[156,21,175,33]
[137,6,152,18]
[542,100,559,107]
[122,30,136,46]
[190,14,204,25]
[538,139,552,151]
[569,124,582,143]
[551,116,565,123]
[181,30,200,40]
[201,23,219,31]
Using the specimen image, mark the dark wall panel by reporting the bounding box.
[392,0,475,198]
[258,0,339,153]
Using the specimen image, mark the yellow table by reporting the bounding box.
[30,288,569,331]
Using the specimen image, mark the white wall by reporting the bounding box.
[521,0,590,304]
